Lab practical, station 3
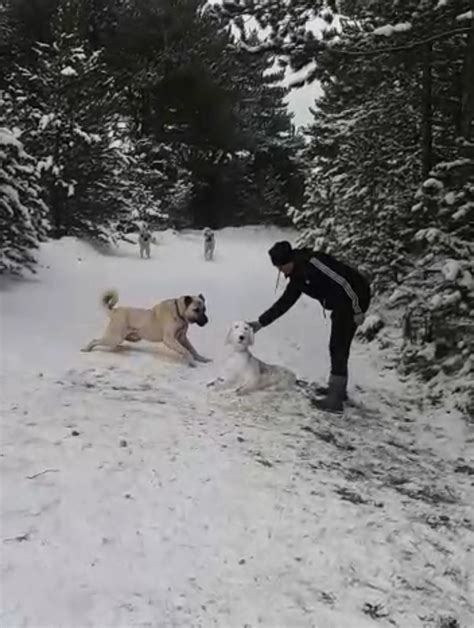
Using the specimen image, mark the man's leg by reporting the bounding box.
[330,308,357,378]
[313,309,356,412]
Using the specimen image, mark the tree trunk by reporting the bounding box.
[460,15,474,140]
[50,184,62,239]
[421,42,433,178]
[140,89,151,137]
[51,126,63,238]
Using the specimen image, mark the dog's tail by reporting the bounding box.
[101,289,119,311]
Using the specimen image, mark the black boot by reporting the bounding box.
[312,375,348,401]
[311,375,347,413]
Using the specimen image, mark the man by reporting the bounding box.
[248,241,371,413]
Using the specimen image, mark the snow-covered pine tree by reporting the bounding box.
[116,140,170,237]
[166,168,194,230]
[288,166,336,253]
[0,126,49,274]
[8,10,125,241]
[112,1,298,227]
[252,165,287,224]
[399,138,474,410]
[289,65,419,288]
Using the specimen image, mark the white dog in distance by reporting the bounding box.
[208,321,296,395]
[203,228,215,261]
[138,227,152,259]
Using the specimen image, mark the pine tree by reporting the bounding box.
[0,126,49,274]
[8,24,125,239]
[166,169,194,229]
[103,0,298,227]
[400,137,474,399]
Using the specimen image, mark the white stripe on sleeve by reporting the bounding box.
[310,258,362,314]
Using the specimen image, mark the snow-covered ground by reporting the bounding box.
[1,228,473,628]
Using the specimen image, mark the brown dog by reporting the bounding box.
[81,290,210,366]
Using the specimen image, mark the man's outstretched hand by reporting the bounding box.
[248,321,262,333]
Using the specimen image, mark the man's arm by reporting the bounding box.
[258,281,302,328]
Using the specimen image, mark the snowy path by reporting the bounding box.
[1,229,473,628]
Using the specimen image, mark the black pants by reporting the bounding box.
[329,278,371,377]
[329,309,357,377]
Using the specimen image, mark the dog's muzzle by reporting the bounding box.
[196,313,208,327]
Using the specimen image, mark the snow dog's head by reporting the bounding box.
[226,321,255,350]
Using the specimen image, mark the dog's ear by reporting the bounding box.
[198,293,205,303]
[184,296,193,308]
[225,328,233,345]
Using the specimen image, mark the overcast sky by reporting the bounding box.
[283,68,322,128]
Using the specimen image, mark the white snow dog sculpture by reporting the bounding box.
[208,321,296,395]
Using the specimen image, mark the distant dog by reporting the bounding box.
[208,321,296,394]
[82,290,211,367]
[203,228,215,261]
[138,228,152,259]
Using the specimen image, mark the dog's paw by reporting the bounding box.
[187,359,197,368]
[196,355,212,364]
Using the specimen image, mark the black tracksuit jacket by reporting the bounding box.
[259,249,371,328]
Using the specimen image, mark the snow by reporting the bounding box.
[37,155,54,174]
[456,10,473,21]
[60,66,78,77]
[459,269,473,289]
[415,227,440,243]
[429,294,442,309]
[388,287,413,306]
[437,158,472,170]
[74,126,101,144]
[1,228,473,627]
[422,177,443,191]
[38,113,55,131]
[356,313,384,341]
[444,191,456,205]
[452,205,469,220]
[0,127,23,151]
[441,259,461,282]
[0,183,20,209]
[373,22,412,37]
